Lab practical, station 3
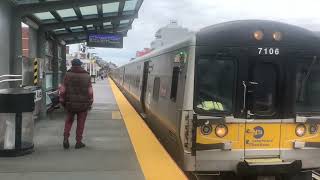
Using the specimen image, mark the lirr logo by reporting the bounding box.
[253,126,264,139]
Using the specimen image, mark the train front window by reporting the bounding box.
[296,58,320,113]
[195,58,235,114]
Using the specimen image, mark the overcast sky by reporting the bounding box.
[70,0,320,66]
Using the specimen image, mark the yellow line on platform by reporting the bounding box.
[109,78,187,180]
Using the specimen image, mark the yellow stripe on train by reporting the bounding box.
[196,123,320,149]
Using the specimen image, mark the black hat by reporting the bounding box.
[71,59,83,66]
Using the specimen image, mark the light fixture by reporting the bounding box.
[273,32,282,41]
[296,124,306,137]
[215,124,228,138]
[253,30,264,40]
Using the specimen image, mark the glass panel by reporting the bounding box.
[57,8,76,18]
[34,12,55,20]
[21,112,34,149]
[124,0,138,11]
[87,24,94,28]
[296,58,320,112]
[53,28,66,32]
[70,26,83,30]
[103,22,112,26]
[0,113,15,149]
[80,5,98,16]
[103,2,120,13]
[120,19,130,24]
[195,58,235,113]
[251,63,277,116]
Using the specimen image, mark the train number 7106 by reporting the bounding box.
[258,48,280,55]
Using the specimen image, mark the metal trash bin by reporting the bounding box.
[0,88,35,157]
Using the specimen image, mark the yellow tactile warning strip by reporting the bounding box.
[109,78,188,180]
[112,111,122,120]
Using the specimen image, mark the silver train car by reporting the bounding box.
[111,20,320,180]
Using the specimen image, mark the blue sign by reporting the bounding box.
[87,34,123,48]
[253,126,264,139]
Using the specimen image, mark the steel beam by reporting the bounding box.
[41,14,136,31]
[56,26,130,39]
[16,0,120,16]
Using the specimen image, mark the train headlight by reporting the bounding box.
[253,30,264,40]
[309,124,318,134]
[215,124,228,138]
[273,32,282,41]
[201,124,212,135]
[296,124,306,137]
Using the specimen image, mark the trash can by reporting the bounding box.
[0,88,35,157]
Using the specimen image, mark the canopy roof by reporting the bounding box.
[12,0,143,44]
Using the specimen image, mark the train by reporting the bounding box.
[111,20,320,180]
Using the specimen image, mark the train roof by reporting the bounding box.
[117,20,320,69]
[197,20,320,47]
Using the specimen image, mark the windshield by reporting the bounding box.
[195,58,235,114]
[295,58,320,113]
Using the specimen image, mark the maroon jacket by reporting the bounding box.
[59,66,93,112]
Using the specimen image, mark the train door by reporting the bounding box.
[243,56,282,158]
[141,61,149,112]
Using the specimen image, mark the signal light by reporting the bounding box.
[201,124,212,135]
[215,124,228,138]
[296,124,306,137]
[253,30,264,40]
[273,32,282,41]
[309,124,318,134]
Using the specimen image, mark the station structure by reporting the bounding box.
[0,1,190,180]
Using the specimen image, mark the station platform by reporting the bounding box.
[0,79,187,180]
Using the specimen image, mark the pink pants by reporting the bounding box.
[64,111,88,142]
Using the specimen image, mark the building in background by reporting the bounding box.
[150,20,194,49]
[22,26,29,57]
[136,48,152,57]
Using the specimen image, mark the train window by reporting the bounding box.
[195,58,235,113]
[295,59,320,113]
[153,77,160,101]
[170,67,180,102]
[251,63,277,116]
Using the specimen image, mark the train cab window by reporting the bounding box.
[195,58,235,113]
[153,77,160,101]
[170,67,180,102]
[295,58,320,113]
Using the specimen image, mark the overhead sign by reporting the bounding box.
[87,34,123,48]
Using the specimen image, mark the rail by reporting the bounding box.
[0,74,22,84]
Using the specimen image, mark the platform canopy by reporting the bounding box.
[11,0,143,45]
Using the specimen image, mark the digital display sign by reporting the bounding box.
[87,34,123,48]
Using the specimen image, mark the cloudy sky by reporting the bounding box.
[70,0,320,66]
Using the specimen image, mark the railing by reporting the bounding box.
[0,75,22,84]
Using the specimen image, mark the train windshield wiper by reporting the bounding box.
[297,56,317,102]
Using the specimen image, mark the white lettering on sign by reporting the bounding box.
[258,48,280,55]
[34,89,42,102]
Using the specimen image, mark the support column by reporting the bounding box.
[37,30,47,119]
[52,40,59,89]
[61,45,67,78]
[9,15,22,88]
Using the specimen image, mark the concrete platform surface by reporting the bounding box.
[0,80,144,180]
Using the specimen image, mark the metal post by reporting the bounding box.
[15,112,22,149]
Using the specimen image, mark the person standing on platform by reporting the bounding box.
[59,59,93,149]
